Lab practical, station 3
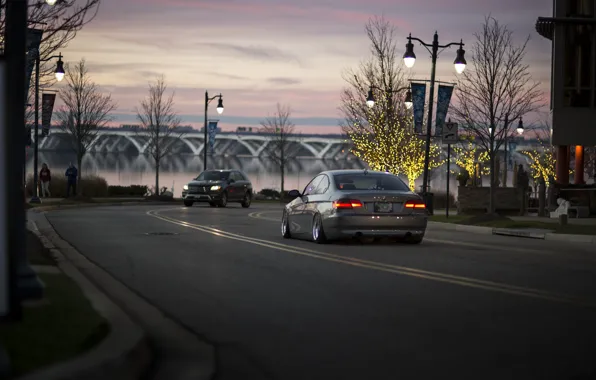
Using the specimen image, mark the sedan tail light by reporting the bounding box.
[404,200,426,209]
[333,199,363,209]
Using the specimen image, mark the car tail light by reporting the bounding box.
[404,200,426,209]
[333,199,363,209]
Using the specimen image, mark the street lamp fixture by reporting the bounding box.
[365,85,411,109]
[403,37,416,68]
[54,53,65,81]
[454,42,467,74]
[516,117,524,135]
[30,52,67,204]
[366,88,375,108]
[216,96,224,114]
[401,31,465,209]
[204,91,224,171]
[45,0,57,5]
[404,90,413,109]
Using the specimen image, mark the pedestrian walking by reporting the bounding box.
[39,163,51,198]
[65,162,78,197]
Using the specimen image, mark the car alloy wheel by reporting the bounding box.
[281,211,291,238]
[241,192,251,208]
[219,192,228,207]
[311,214,326,243]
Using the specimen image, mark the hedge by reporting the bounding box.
[25,174,108,198]
[107,185,148,197]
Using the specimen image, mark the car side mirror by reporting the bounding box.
[287,189,301,198]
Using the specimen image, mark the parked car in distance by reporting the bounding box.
[182,169,253,208]
[281,169,428,244]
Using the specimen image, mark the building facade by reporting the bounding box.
[536,0,596,184]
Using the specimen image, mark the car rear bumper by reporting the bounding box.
[182,192,223,202]
[323,213,427,239]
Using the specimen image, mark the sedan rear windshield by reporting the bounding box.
[196,171,230,181]
[333,173,410,191]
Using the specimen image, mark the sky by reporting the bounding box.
[57,0,554,134]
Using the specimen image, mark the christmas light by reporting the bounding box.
[348,107,443,191]
[452,137,490,178]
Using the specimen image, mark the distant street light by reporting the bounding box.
[402,31,466,206]
[517,117,524,135]
[204,91,224,171]
[30,52,66,204]
[45,0,58,5]
[365,85,412,109]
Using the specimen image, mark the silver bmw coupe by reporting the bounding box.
[282,170,428,244]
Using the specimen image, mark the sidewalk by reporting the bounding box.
[430,209,596,244]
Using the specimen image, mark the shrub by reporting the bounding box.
[107,185,148,197]
[258,188,281,198]
[431,192,457,210]
[25,174,108,198]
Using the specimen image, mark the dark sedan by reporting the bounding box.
[182,169,253,208]
[281,170,428,244]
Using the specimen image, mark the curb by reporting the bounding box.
[21,222,153,379]
[429,221,596,244]
[30,201,178,213]
[30,210,217,380]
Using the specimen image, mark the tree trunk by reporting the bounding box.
[280,164,285,195]
[155,160,160,196]
[77,151,83,197]
[488,152,496,214]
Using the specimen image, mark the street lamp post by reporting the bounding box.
[29,52,65,204]
[203,91,224,171]
[402,32,466,203]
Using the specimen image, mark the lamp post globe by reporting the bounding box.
[516,117,524,135]
[216,96,224,114]
[404,90,413,109]
[55,53,65,81]
[403,35,416,68]
[45,0,57,5]
[366,88,375,108]
[454,42,467,74]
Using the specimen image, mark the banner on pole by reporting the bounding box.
[435,85,454,137]
[41,93,56,137]
[411,83,426,134]
[25,29,43,104]
[208,120,218,154]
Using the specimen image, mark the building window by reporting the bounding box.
[563,24,595,108]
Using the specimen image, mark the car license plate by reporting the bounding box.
[374,202,393,213]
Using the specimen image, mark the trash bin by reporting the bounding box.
[422,192,434,215]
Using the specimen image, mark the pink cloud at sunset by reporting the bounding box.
[54,0,553,133]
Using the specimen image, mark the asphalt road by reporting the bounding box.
[45,203,596,380]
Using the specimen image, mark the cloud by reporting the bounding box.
[195,42,302,65]
[267,77,301,85]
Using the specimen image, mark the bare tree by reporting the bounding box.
[136,76,182,195]
[260,103,296,194]
[452,16,542,213]
[339,16,411,139]
[55,58,116,193]
[1,0,102,122]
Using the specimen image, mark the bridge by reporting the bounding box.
[37,130,356,160]
[34,128,545,160]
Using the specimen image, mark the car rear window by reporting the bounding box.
[196,171,230,181]
[333,173,410,191]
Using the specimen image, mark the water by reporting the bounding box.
[27,151,466,197]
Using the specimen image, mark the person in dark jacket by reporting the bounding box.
[39,163,51,198]
[65,162,78,197]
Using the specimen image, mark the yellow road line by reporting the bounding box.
[147,208,596,309]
